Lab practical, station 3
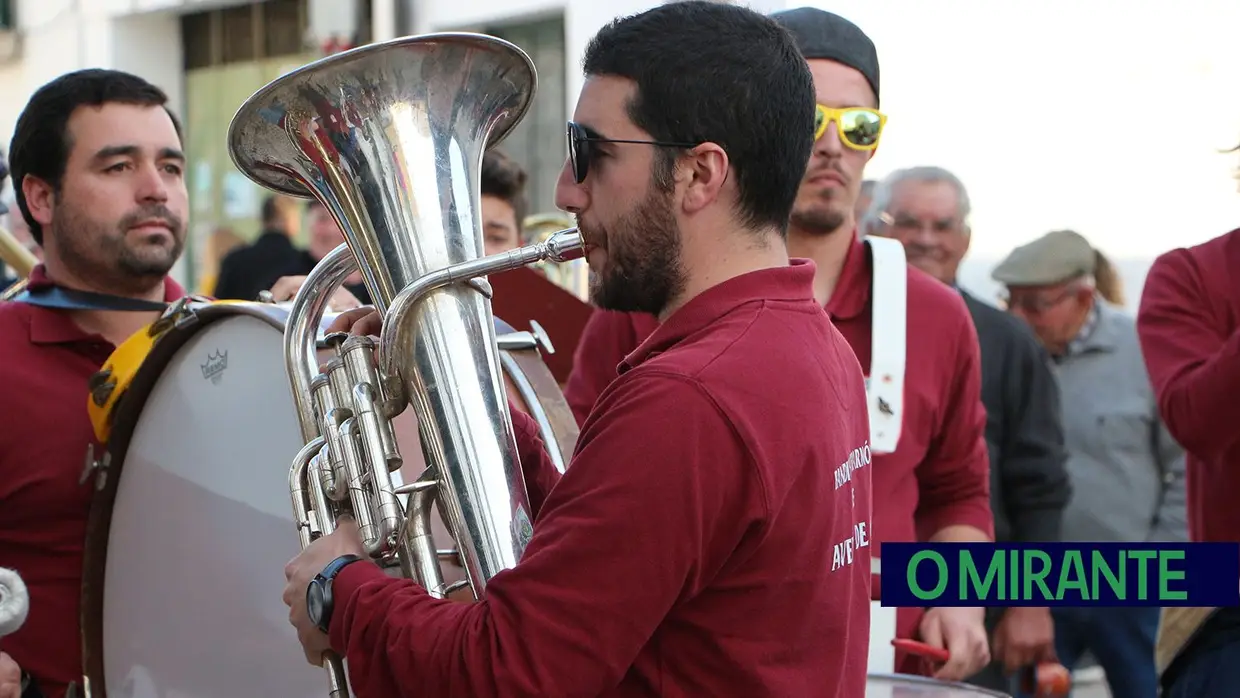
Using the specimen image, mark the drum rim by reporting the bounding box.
[866,671,1012,697]
[77,302,580,694]
[79,302,292,696]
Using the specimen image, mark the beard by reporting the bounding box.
[54,198,185,295]
[584,184,685,317]
[790,197,847,237]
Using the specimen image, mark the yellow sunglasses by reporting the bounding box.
[814,104,887,151]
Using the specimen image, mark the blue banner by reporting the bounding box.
[879,543,1240,607]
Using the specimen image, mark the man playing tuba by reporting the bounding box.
[280,3,874,697]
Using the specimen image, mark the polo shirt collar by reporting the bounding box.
[824,236,871,320]
[618,258,817,373]
[25,264,188,346]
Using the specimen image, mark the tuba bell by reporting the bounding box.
[227,32,582,698]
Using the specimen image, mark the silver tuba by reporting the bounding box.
[227,32,582,697]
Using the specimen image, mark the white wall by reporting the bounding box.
[10,0,196,121]
[0,62,23,155]
[413,0,674,132]
[797,0,1240,264]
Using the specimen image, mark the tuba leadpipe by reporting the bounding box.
[227,32,582,697]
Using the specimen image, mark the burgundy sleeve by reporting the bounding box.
[562,309,640,426]
[913,305,995,541]
[327,373,756,698]
[1137,249,1240,463]
[508,400,561,518]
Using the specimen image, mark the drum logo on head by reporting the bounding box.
[201,350,229,385]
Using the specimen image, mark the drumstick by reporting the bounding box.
[0,567,30,637]
[890,638,950,663]
[890,639,1071,697]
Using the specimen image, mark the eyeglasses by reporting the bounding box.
[999,287,1079,314]
[814,105,886,151]
[566,121,699,183]
[879,212,965,236]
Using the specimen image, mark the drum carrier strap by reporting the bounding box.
[863,235,908,455]
[12,285,170,312]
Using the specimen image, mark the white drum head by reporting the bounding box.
[81,302,577,697]
[83,307,333,698]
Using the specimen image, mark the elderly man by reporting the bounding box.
[992,230,1187,698]
[866,166,1071,693]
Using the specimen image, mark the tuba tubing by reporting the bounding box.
[0,225,36,302]
[279,227,581,697]
[286,229,583,569]
[226,31,583,698]
[0,225,36,279]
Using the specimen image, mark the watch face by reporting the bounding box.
[307,581,326,627]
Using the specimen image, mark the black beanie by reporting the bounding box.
[771,7,880,106]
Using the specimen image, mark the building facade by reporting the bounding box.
[0,0,789,288]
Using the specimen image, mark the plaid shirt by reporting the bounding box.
[1063,297,1102,358]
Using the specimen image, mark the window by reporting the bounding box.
[181,0,310,70]
[0,1,15,32]
[481,16,568,219]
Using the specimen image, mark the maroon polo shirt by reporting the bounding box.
[329,260,875,698]
[564,239,994,674]
[0,266,185,698]
[1137,227,1240,543]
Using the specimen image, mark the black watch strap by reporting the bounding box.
[319,554,364,582]
[309,554,364,634]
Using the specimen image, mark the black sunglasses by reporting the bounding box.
[566,121,699,183]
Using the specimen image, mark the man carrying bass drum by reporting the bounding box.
[0,69,191,698]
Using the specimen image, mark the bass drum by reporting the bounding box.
[867,674,1011,698]
[79,301,580,698]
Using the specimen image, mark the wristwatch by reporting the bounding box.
[307,554,363,634]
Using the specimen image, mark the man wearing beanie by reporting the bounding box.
[564,5,994,683]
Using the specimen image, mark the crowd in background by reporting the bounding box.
[0,53,1190,698]
[5,2,1237,697]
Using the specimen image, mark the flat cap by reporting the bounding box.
[771,7,880,104]
[991,230,1097,287]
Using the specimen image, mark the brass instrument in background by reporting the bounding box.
[525,212,590,301]
[0,225,36,301]
[227,32,583,698]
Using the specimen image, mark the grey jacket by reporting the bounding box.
[1053,301,1188,543]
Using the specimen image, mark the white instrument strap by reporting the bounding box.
[863,236,907,455]
[863,237,907,673]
